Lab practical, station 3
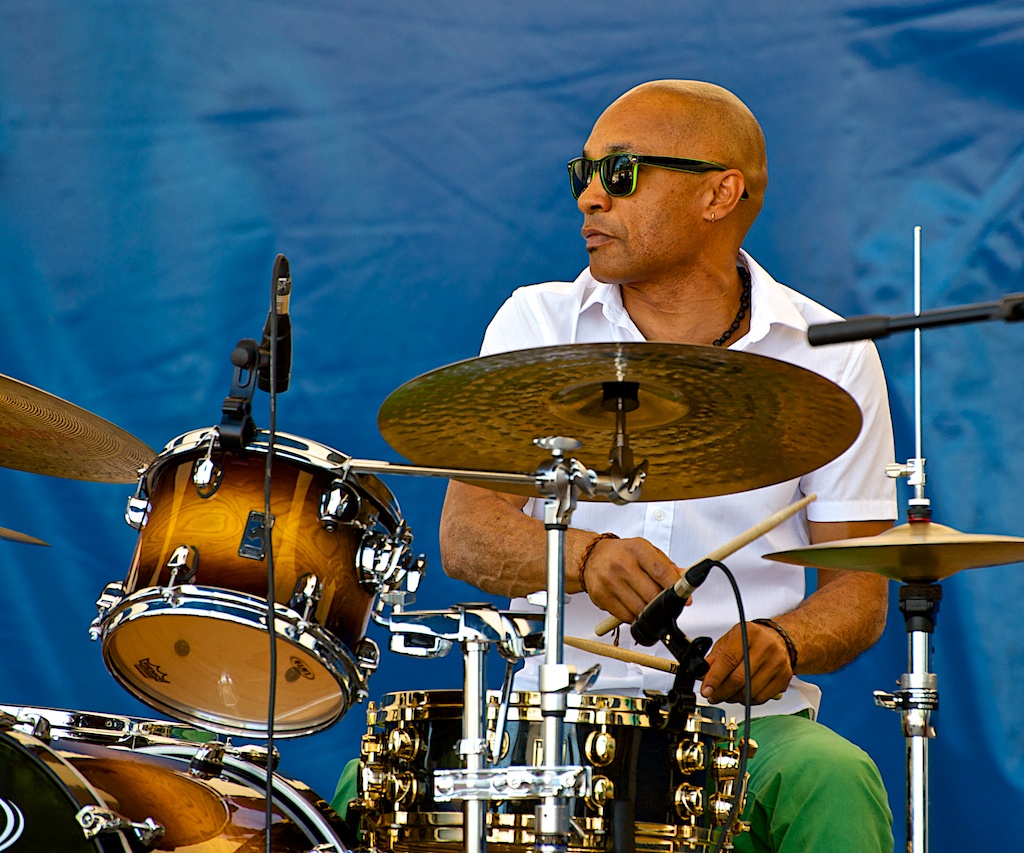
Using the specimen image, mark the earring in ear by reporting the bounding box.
[711,211,716,223]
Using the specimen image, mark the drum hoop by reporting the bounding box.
[132,743,346,850]
[97,586,362,737]
[371,689,729,732]
[145,427,403,531]
[0,705,212,749]
[100,585,362,683]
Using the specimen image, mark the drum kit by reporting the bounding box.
[2,253,1023,853]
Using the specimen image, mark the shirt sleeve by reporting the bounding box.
[802,340,898,523]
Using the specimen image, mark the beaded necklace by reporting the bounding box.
[712,266,752,347]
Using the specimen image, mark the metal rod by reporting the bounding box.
[345,457,537,486]
[921,226,929,479]
[463,639,489,853]
[906,629,933,853]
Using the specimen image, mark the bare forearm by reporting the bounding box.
[439,480,597,598]
[775,570,888,675]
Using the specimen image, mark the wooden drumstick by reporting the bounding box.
[593,493,817,637]
[565,635,677,673]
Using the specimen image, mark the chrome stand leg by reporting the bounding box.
[875,583,941,853]
[463,639,489,853]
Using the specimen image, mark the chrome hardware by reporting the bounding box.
[165,545,198,588]
[354,637,380,677]
[235,743,279,770]
[191,430,223,497]
[433,765,591,803]
[188,741,226,778]
[76,806,164,849]
[289,573,323,623]
[89,581,126,640]
[319,479,361,530]
[124,492,151,530]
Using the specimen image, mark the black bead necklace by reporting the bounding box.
[712,266,752,347]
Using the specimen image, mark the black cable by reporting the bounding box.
[264,274,280,853]
[706,560,752,853]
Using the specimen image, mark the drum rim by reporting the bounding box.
[131,742,347,850]
[146,426,403,530]
[97,585,362,737]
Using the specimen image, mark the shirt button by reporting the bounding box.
[653,509,666,521]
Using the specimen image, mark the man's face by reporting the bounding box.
[577,93,710,288]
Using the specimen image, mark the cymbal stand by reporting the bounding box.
[877,226,936,853]
[349,384,646,853]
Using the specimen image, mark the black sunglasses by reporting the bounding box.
[568,153,749,200]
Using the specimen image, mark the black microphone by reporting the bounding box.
[258,254,292,393]
[630,559,714,647]
[807,314,891,346]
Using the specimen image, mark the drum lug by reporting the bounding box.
[189,741,227,778]
[319,479,362,530]
[76,806,165,850]
[124,478,151,530]
[90,581,126,640]
[234,743,280,771]
[289,573,323,623]
[164,545,199,590]
[355,637,381,678]
[8,712,51,742]
[192,429,224,497]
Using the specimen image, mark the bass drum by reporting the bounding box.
[0,705,350,852]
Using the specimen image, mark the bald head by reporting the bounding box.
[603,80,768,223]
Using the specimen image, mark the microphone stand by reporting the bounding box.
[807,292,1024,346]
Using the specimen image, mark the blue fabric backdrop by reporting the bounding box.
[1,2,1022,850]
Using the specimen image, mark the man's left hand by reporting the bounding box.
[699,620,794,705]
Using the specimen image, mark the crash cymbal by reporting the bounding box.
[763,521,1024,582]
[0,527,49,546]
[378,342,862,502]
[0,373,155,483]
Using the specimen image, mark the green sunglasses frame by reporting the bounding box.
[568,153,749,200]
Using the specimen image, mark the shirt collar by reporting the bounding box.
[575,250,809,345]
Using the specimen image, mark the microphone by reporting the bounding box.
[258,254,292,393]
[630,559,714,647]
[807,314,891,346]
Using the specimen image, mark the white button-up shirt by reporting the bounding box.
[482,250,897,719]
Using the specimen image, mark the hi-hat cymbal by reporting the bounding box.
[763,521,1024,582]
[0,527,49,546]
[378,342,863,502]
[1,373,156,483]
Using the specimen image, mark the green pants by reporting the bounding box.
[331,714,892,853]
[733,714,893,853]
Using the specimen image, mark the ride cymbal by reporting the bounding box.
[0,373,155,483]
[378,342,863,502]
[0,527,49,546]
[763,521,1024,582]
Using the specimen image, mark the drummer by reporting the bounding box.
[440,80,897,852]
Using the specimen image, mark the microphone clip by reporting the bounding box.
[220,338,261,451]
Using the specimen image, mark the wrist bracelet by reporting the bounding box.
[577,532,619,593]
[753,617,799,670]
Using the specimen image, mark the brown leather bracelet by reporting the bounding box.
[577,532,619,593]
[753,617,799,670]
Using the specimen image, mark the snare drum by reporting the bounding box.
[0,704,349,852]
[354,689,750,852]
[91,428,416,737]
